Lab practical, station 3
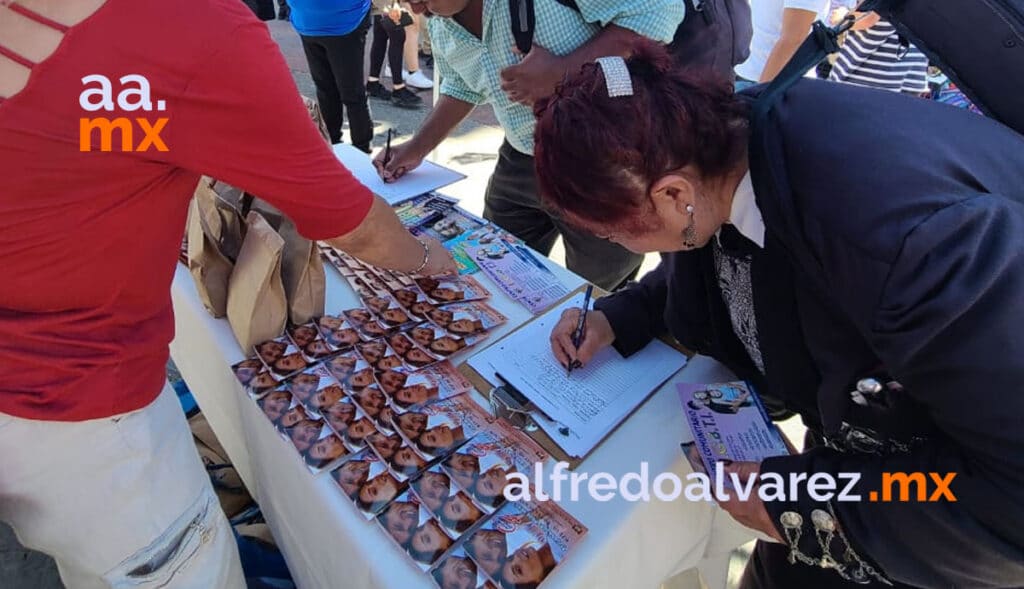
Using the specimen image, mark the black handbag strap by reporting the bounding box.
[751,18,851,124]
[509,0,581,54]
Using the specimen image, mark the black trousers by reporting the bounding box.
[482,141,643,291]
[300,12,373,151]
[369,15,406,85]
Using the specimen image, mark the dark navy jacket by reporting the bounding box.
[596,79,1024,587]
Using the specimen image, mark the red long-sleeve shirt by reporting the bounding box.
[0,0,373,420]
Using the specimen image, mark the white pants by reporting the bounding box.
[0,384,244,589]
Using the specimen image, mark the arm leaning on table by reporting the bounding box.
[160,17,454,275]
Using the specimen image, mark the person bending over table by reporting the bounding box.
[542,43,1024,588]
[372,0,684,290]
[0,0,455,587]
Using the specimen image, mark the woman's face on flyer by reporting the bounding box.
[431,336,465,355]
[416,471,450,510]
[411,520,452,557]
[411,327,435,347]
[260,391,290,421]
[421,425,459,450]
[397,384,434,406]
[290,326,317,347]
[389,334,414,355]
[383,501,418,545]
[309,434,345,461]
[348,368,375,389]
[377,354,404,371]
[347,418,376,441]
[448,318,482,336]
[475,466,509,501]
[359,474,399,506]
[289,373,320,400]
[273,353,307,374]
[313,385,345,409]
[469,530,507,576]
[405,347,436,366]
[394,447,425,470]
[503,545,549,587]
[442,492,481,525]
[378,369,408,394]
[437,555,477,589]
[289,421,320,452]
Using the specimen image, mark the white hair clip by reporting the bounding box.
[595,56,634,98]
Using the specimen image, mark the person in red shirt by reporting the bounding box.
[0,0,454,585]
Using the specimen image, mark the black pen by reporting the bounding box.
[384,128,393,169]
[567,285,594,376]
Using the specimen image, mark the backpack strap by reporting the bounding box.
[751,19,851,124]
[509,0,581,54]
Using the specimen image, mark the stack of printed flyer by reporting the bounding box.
[230,260,587,587]
[391,194,570,314]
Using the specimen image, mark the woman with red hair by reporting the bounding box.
[539,42,1024,588]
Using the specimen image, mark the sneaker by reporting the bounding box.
[366,81,392,100]
[391,87,424,109]
[405,69,434,90]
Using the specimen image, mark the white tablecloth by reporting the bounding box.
[170,255,755,589]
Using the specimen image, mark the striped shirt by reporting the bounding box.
[428,0,683,155]
[830,20,928,93]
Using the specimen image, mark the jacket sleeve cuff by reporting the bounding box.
[594,291,655,358]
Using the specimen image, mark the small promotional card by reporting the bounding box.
[316,315,366,350]
[406,324,474,359]
[393,192,459,228]
[356,339,411,372]
[321,396,360,437]
[442,420,550,514]
[342,308,391,340]
[428,302,507,338]
[376,362,472,414]
[350,384,389,421]
[392,287,439,321]
[376,489,460,572]
[368,431,431,482]
[391,396,495,461]
[411,464,488,538]
[290,420,349,473]
[254,337,309,380]
[286,322,335,362]
[256,387,296,427]
[387,331,444,371]
[430,546,499,589]
[332,447,408,520]
[323,351,364,384]
[232,358,278,397]
[340,406,380,453]
[364,294,420,332]
[411,207,486,243]
[678,381,790,481]
[415,276,490,306]
[286,364,341,413]
[460,225,570,315]
[463,499,587,589]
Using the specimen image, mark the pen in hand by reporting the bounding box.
[382,128,393,182]
[567,285,594,377]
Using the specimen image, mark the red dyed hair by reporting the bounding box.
[533,40,749,235]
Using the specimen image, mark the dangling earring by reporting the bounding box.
[682,204,698,249]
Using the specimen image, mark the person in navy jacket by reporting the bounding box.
[536,42,1024,588]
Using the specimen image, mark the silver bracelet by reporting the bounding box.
[409,239,430,275]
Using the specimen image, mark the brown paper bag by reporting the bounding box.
[302,95,331,144]
[278,220,326,325]
[187,183,236,317]
[227,211,288,352]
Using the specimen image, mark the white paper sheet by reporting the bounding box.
[332,144,466,205]
[467,295,688,458]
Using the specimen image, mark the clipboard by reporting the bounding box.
[455,285,691,470]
